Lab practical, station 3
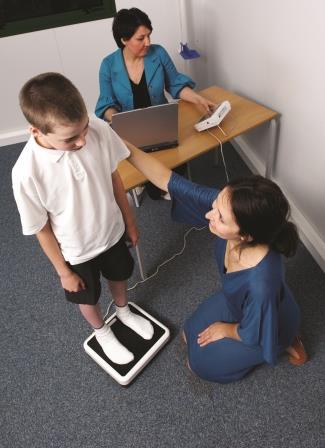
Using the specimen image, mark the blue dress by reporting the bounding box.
[168,173,300,383]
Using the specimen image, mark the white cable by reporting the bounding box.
[103,225,206,319]
[220,145,230,182]
[217,125,227,136]
[206,128,230,182]
[128,225,206,290]
[103,301,114,320]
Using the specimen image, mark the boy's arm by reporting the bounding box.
[36,221,85,292]
[124,141,172,192]
[111,170,139,247]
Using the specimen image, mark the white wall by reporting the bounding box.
[0,0,184,145]
[184,0,325,270]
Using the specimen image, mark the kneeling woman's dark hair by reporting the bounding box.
[227,175,299,257]
[112,8,153,48]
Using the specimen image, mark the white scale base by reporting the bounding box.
[84,302,170,386]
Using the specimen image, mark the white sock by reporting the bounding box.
[94,324,134,365]
[116,305,154,340]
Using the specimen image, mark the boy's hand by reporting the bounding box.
[60,271,86,292]
[126,222,139,247]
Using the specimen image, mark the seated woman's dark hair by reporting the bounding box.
[112,8,153,48]
[227,175,299,257]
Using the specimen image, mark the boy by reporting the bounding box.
[12,72,153,365]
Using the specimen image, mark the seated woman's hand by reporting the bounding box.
[194,94,216,115]
[179,87,215,114]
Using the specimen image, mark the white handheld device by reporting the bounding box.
[194,100,231,132]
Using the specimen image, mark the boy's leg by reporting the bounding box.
[107,279,127,307]
[108,279,154,340]
[64,256,134,365]
[79,302,134,364]
[79,303,104,329]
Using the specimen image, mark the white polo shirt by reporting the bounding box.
[12,115,130,265]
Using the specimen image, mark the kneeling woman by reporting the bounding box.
[126,144,308,383]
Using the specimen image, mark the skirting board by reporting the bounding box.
[233,135,325,273]
[0,129,29,147]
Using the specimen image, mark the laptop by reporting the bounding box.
[110,102,178,152]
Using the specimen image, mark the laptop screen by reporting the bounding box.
[110,102,178,152]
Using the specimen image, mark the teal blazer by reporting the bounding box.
[95,44,195,119]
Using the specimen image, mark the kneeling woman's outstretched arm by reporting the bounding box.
[125,141,172,192]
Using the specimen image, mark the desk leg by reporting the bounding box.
[213,148,220,166]
[131,188,140,208]
[186,161,192,181]
[135,243,146,281]
[265,117,280,179]
[127,192,146,280]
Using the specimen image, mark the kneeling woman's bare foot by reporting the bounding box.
[286,336,308,366]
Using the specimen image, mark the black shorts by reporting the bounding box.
[64,236,134,305]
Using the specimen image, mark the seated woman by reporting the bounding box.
[125,143,308,383]
[95,7,214,199]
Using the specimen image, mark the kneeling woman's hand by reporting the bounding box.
[198,322,240,347]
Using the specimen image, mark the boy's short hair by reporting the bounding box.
[19,72,87,134]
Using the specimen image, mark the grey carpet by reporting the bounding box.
[1,143,324,448]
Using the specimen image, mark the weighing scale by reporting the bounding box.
[84,302,170,385]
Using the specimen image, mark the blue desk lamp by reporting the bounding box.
[180,42,200,60]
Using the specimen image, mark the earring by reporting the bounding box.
[240,236,245,241]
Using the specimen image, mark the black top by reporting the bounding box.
[130,71,151,109]
[130,70,160,199]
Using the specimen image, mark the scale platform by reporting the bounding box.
[84,302,170,385]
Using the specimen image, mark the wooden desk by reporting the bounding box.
[118,85,280,190]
